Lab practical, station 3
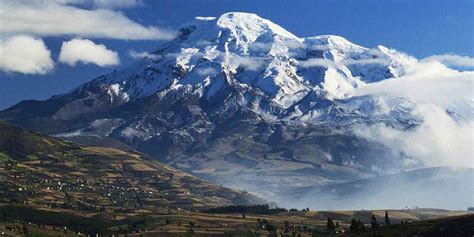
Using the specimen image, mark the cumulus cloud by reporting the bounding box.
[353,106,474,168]
[58,38,120,67]
[352,61,474,168]
[422,54,474,68]
[0,35,54,74]
[0,0,175,40]
[354,61,473,107]
[128,50,159,60]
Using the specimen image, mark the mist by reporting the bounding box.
[292,167,474,211]
[285,61,474,211]
[263,61,474,211]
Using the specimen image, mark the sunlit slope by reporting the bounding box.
[0,121,261,211]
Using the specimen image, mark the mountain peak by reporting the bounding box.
[307,35,367,52]
[216,12,298,40]
[2,12,418,124]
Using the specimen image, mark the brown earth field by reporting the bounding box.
[0,204,473,236]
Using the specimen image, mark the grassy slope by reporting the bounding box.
[0,121,260,211]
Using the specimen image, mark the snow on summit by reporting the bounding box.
[91,12,417,111]
[9,12,468,128]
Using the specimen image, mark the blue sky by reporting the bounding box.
[0,0,473,109]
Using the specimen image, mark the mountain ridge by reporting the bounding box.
[0,12,471,205]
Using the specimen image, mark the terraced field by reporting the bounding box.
[0,121,260,213]
[0,205,472,236]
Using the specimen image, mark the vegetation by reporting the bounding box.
[326,217,335,233]
[350,218,365,233]
[0,121,259,213]
[370,214,379,229]
[203,204,289,215]
[0,205,114,235]
[385,210,390,226]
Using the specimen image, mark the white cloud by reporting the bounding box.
[0,35,54,74]
[56,0,141,9]
[353,61,473,107]
[353,107,474,168]
[0,0,175,40]
[250,42,272,52]
[422,54,474,68]
[58,38,119,67]
[298,58,335,68]
[284,39,306,49]
[91,0,141,9]
[299,58,390,68]
[308,44,330,51]
[128,50,159,60]
[352,61,474,168]
[196,67,217,76]
[343,58,390,66]
[195,16,216,21]
[195,40,212,47]
[233,56,266,71]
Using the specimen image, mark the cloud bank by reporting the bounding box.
[353,61,474,168]
[0,35,54,74]
[0,0,175,40]
[422,54,474,68]
[59,38,120,67]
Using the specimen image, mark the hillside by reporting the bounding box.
[0,121,261,212]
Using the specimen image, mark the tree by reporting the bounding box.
[326,218,335,233]
[22,224,29,237]
[384,211,390,226]
[189,221,195,232]
[358,220,365,232]
[350,219,358,233]
[284,220,290,233]
[370,214,379,229]
[350,219,366,233]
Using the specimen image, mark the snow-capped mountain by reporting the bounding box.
[74,12,416,119]
[1,12,472,201]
